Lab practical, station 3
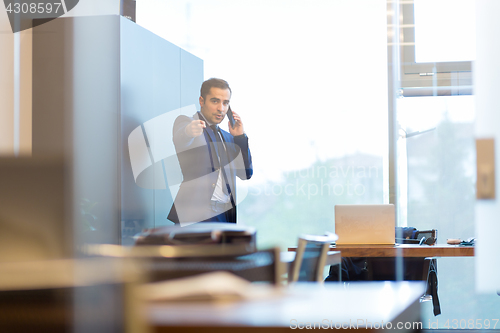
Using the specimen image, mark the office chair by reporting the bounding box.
[290,233,338,283]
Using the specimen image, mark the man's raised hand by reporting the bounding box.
[185,119,206,137]
[228,110,244,136]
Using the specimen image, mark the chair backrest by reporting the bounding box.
[290,233,338,283]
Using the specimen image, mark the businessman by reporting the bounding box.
[167,78,253,225]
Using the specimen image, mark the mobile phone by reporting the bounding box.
[227,106,236,129]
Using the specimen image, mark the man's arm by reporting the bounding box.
[233,134,253,180]
[226,110,252,180]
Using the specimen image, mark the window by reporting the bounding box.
[391,0,500,327]
[398,0,473,97]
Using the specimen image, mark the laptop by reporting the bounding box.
[334,204,395,245]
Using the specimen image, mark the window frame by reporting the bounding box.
[398,0,472,97]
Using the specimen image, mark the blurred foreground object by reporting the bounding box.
[138,271,281,302]
[85,243,283,285]
[0,258,148,333]
[0,157,72,262]
[134,223,256,251]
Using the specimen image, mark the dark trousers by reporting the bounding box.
[200,208,236,223]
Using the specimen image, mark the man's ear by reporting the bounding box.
[199,96,205,107]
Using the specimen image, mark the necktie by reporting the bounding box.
[209,125,232,196]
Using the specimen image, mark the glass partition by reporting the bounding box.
[137,0,389,250]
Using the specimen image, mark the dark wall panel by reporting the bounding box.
[120,18,203,243]
[181,49,204,110]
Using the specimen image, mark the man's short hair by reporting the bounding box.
[200,78,231,100]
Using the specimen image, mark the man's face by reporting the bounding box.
[199,87,231,125]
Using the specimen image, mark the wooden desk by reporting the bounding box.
[148,281,425,332]
[289,243,473,316]
[288,244,474,258]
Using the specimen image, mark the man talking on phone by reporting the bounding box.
[167,78,253,225]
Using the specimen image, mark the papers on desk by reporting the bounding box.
[138,271,281,302]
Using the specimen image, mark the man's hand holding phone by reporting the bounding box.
[227,106,236,129]
[227,106,244,136]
